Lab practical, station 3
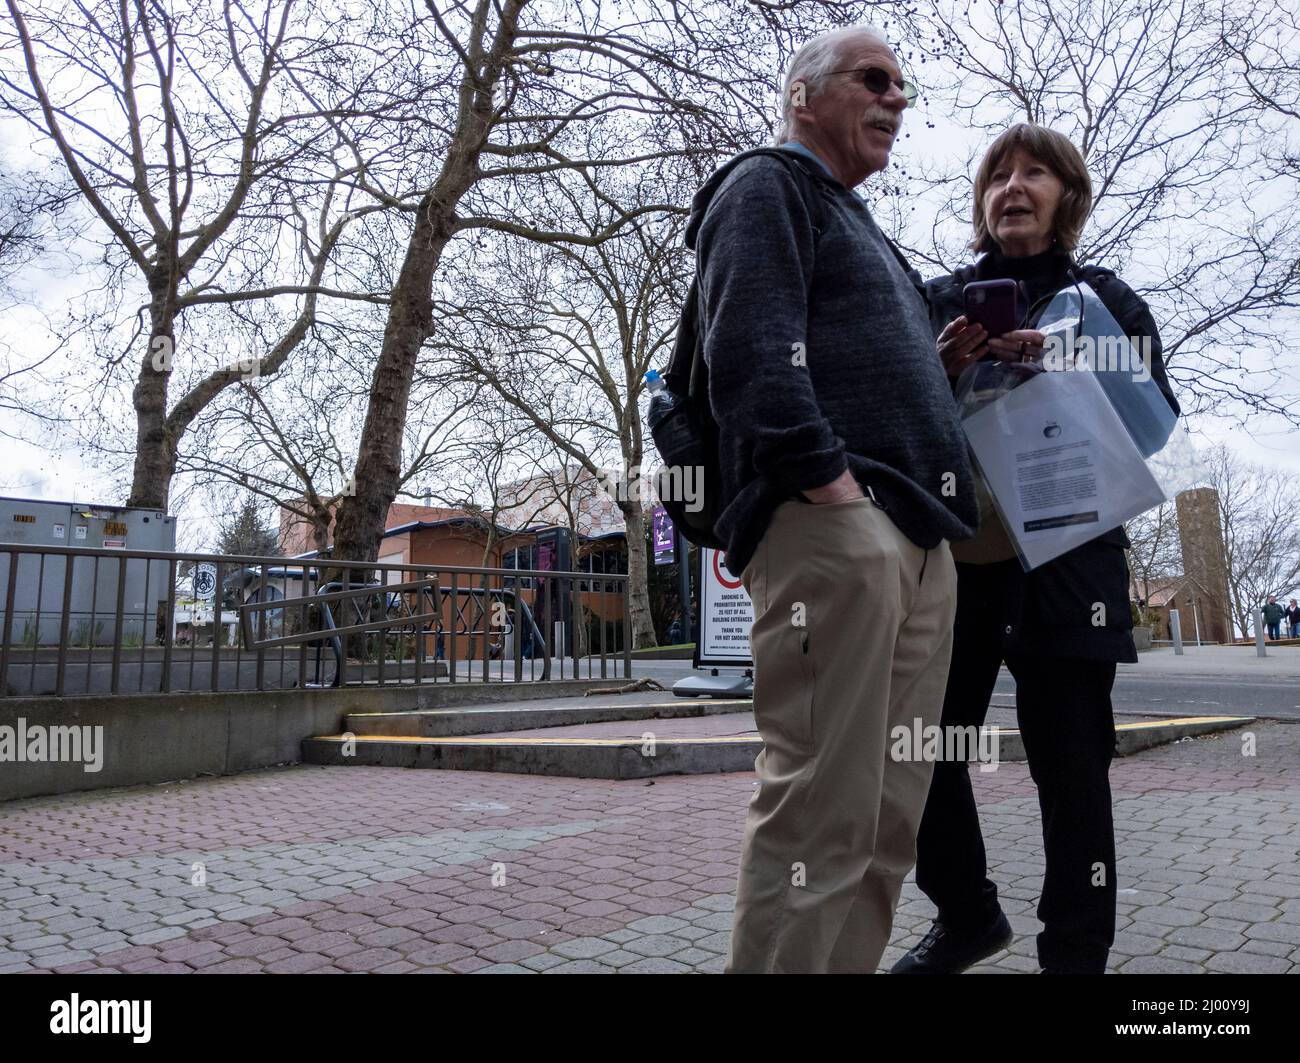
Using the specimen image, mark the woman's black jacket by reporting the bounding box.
[925,248,1181,663]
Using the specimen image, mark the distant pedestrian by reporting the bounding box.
[1286,599,1300,640]
[1262,597,1284,640]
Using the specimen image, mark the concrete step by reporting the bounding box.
[342,696,753,738]
[302,713,1254,780]
[302,733,759,779]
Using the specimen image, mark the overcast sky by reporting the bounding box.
[1,6,1295,550]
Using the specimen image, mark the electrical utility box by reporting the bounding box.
[0,496,177,647]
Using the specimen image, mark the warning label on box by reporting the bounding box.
[699,548,754,665]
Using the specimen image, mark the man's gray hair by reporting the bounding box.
[774,26,890,146]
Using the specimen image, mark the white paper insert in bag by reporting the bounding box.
[961,368,1167,570]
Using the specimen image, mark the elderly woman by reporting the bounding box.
[890,124,1180,975]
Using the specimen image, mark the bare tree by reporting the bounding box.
[439,198,687,648]
[179,327,481,556]
[1202,444,1300,637]
[0,0,396,508]
[325,0,885,565]
[1223,2,1299,184]
[891,0,1300,422]
[0,163,75,435]
[179,377,357,556]
[426,396,546,567]
[1126,501,1182,625]
[0,162,68,290]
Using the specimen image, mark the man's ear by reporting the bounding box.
[789,78,809,113]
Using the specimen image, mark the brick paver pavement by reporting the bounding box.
[1,721,1296,974]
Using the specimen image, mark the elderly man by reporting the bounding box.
[685,26,977,973]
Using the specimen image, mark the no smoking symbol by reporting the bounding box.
[194,568,216,597]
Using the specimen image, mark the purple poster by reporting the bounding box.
[652,506,675,565]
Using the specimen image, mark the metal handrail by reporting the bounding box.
[240,576,444,650]
[0,543,629,583]
[239,577,553,682]
[441,584,551,682]
[1,542,624,696]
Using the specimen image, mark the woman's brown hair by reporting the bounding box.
[970,124,1093,254]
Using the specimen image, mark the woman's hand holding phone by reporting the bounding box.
[938,319,1049,380]
[937,315,988,379]
[987,329,1047,364]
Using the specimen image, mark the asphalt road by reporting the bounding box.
[992,672,1300,722]
[626,659,1300,722]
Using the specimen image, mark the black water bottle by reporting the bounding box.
[645,369,703,471]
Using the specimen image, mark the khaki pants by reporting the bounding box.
[726,497,957,973]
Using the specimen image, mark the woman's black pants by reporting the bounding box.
[913,562,1119,973]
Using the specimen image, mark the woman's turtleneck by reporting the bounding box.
[979,244,1076,313]
[981,245,1072,281]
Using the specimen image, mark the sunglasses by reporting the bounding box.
[828,66,918,107]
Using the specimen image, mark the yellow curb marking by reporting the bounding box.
[315,715,1252,746]
[313,734,760,746]
[1116,716,1252,728]
[987,715,1252,736]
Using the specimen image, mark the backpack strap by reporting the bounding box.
[760,147,926,303]
[734,147,831,235]
[881,236,929,305]
[676,148,927,398]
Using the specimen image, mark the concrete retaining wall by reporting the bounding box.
[2,651,447,697]
[0,678,614,803]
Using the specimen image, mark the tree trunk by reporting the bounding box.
[620,497,657,649]
[573,586,590,658]
[570,531,591,658]
[311,510,332,555]
[328,5,519,564]
[126,285,178,509]
[330,196,446,563]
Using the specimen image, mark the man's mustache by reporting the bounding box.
[863,107,900,134]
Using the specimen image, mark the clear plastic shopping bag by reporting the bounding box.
[955,337,1168,571]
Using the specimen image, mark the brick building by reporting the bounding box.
[274,499,628,659]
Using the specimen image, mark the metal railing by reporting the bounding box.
[0,544,631,697]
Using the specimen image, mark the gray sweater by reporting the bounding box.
[687,150,978,576]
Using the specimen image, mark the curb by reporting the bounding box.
[302,715,1255,780]
[344,697,752,738]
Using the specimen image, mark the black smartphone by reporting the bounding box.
[962,279,1018,337]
